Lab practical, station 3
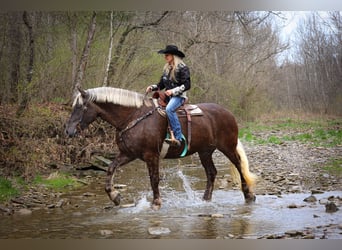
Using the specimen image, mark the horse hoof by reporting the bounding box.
[113,193,121,206]
[151,198,162,210]
[152,204,161,210]
[109,191,121,206]
[245,194,256,203]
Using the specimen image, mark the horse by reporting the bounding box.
[65,87,256,209]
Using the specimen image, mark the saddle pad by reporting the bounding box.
[152,98,203,117]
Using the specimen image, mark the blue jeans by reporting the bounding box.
[165,96,185,141]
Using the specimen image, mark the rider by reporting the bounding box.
[146,45,191,147]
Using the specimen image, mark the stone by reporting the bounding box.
[285,230,303,237]
[303,195,317,203]
[211,213,224,218]
[120,203,135,208]
[325,202,339,213]
[113,184,127,189]
[83,192,96,197]
[311,189,324,194]
[288,203,298,208]
[148,227,171,235]
[17,208,32,215]
[56,199,65,208]
[99,230,113,236]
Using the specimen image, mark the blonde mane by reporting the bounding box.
[73,87,145,108]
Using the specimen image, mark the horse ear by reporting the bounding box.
[77,86,88,98]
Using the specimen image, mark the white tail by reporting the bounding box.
[230,139,257,189]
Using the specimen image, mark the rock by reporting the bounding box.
[288,203,298,209]
[83,192,96,197]
[303,195,317,203]
[113,184,127,189]
[56,199,65,208]
[338,224,342,230]
[302,234,315,239]
[99,230,113,236]
[311,189,324,194]
[148,227,171,235]
[227,233,235,238]
[17,208,32,215]
[285,230,303,237]
[120,203,135,208]
[325,202,339,213]
[211,213,224,218]
[0,206,13,215]
[313,214,320,218]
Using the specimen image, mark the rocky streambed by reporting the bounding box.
[0,129,341,239]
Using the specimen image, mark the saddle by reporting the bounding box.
[152,91,203,151]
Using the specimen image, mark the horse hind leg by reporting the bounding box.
[198,150,217,201]
[221,140,256,202]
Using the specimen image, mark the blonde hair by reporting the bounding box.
[163,55,185,82]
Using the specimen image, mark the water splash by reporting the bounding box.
[177,169,202,203]
[121,194,151,214]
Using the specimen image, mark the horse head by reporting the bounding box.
[65,87,98,137]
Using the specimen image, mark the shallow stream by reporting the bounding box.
[0,158,341,239]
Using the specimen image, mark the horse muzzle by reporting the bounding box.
[65,127,77,137]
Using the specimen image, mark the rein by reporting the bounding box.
[118,107,157,140]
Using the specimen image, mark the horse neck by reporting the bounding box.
[95,102,144,130]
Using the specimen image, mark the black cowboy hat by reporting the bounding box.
[158,45,185,58]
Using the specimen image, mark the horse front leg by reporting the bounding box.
[105,153,133,206]
[145,155,162,210]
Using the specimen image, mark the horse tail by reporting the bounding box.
[230,139,257,189]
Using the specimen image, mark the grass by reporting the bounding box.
[0,172,81,203]
[239,117,342,147]
[321,158,342,175]
[0,177,20,202]
[33,172,80,190]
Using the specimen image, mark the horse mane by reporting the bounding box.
[73,87,145,108]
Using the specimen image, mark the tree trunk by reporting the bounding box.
[103,11,114,86]
[68,13,78,90]
[8,12,22,103]
[17,11,34,116]
[71,11,97,99]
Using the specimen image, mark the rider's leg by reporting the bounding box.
[165,96,184,141]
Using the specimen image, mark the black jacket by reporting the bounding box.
[152,64,191,97]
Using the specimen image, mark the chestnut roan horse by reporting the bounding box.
[65,87,256,209]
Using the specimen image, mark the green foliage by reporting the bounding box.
[0,177,19,202]
[239,117,342,147]
[33,172,80,190]
[321,158,342,175]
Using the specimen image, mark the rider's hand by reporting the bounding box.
[165,89,173,96]
[146,86,152,93]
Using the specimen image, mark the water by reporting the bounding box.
[177,169,203,203]
[0,159,341,239]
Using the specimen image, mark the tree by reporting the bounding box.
[16,11,35,116]
[71,11,97,99]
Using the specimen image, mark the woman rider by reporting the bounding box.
[146,45,191,147]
